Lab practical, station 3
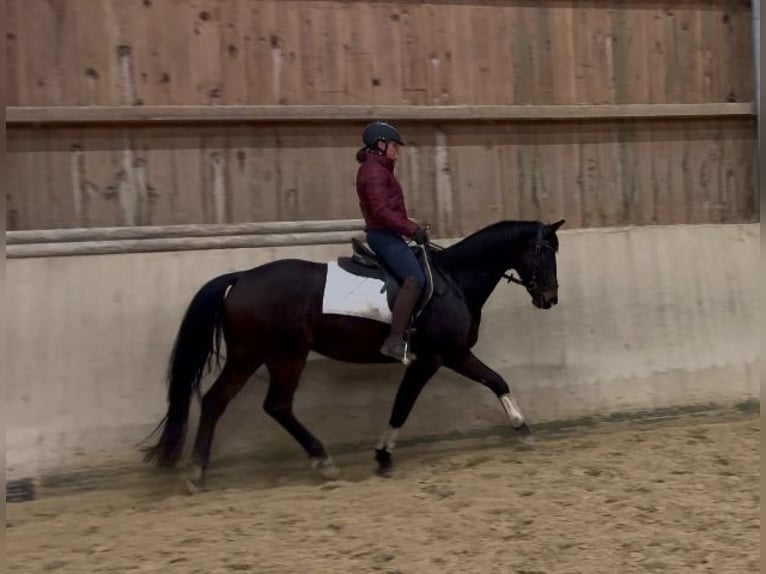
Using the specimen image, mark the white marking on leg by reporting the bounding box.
[189,464,204,482]
[311,456,340,480]
[376,427,399,451]
[500,394,525,428]
[185,465,204,495]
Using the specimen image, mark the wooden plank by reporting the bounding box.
[651,123,674,224]
[273,129,300,220]
[6,0,21,106]
[225,126,256,223]
[6,119,756,231]
[218,0,249,105]
[699,5,722,102]
[613,5,650,104]
[394,124,436,228]
[599,126,624,225]
[682,123,709,223]
[249,126,282,221]
[367,3,398,105]
[720,118,757,221]
[6,131,28,229]
[727,1,756,102]
[334,2,354,104]
[598,6,618,104]
[133,127,172,225]
[109,1,139,106]
[490,4,514,105]
[562,123,585,228]
[6,231,366,259]
[22,129,54,229]
[647,6,669,103]
[273,3,302,105]
[632,123,656,225]
[7,1,757,110]
[76,127,120,227]
[58,1,82,104]
[159,0,195,106]
[190,1,223,105]
[78,0,113,106]
[511,6,534,104]
[577,124,601,225]
[615,124,636,223]
[16,1,60,106]
[573,8,591,104]
[6,103,755,125]
[138,0,174,106]
[549,4,577,105]
[200,127,229,224]
[297,4,317,103]
[242,0,274,105]
[345,2,371,106]
[45,128,82,228]
[533,5,555,105]
[171,129,205,224]
[668,120,688,223]
[444,125,503,232]
[317,2,342,103]
[469,6,493,104]
[7,219,366,244]
[400,4,427,105]
[316,126,357,220]
[427,3,449,105]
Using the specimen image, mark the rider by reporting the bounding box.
[355,120,430,364]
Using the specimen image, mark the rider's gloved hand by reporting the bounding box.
[412,226,430,245]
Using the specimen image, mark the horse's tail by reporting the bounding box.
[142,271,240,467]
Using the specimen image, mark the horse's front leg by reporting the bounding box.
[375,355,442,477]
[446,352,531,438]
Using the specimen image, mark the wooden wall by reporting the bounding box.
[6,0,757,235]
[6,0,755,107]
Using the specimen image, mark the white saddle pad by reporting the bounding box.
[322,261,392,324]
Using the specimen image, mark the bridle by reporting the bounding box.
[414,223,556,295]
[503,225,556,294]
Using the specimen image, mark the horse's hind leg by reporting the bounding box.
[263,356,340,480]
[186,357,260,493]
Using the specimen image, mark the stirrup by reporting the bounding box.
[380,337,416,365]
[401,338,414,366]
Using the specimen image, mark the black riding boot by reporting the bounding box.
[380,276,422,364]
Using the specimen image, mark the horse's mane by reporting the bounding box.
[432,220,551,265]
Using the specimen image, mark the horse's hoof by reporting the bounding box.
[515,423,535,445]
[184,477,203,495]
[376,464,395,478]
[312,457,341,481]
[184,465,205,495]
[374,448,394,478]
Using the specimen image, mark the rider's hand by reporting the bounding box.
[413,226,430,245]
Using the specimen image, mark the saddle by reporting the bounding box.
[336,237,441,317]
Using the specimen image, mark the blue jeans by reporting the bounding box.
[366,229,426,290]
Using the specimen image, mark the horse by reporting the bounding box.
[142,218,565,491]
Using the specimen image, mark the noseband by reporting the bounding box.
[504,225,555,294]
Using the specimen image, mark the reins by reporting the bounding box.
[413,224,552,294]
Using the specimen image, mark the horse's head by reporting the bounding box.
[512,219,564,310]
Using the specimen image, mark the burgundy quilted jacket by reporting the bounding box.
[355,152,419,238]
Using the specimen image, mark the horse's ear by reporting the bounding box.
[548,219,566,233]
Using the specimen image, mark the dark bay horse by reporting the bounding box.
[143,218,564,490]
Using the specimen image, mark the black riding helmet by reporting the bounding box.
[362,121,405,148]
